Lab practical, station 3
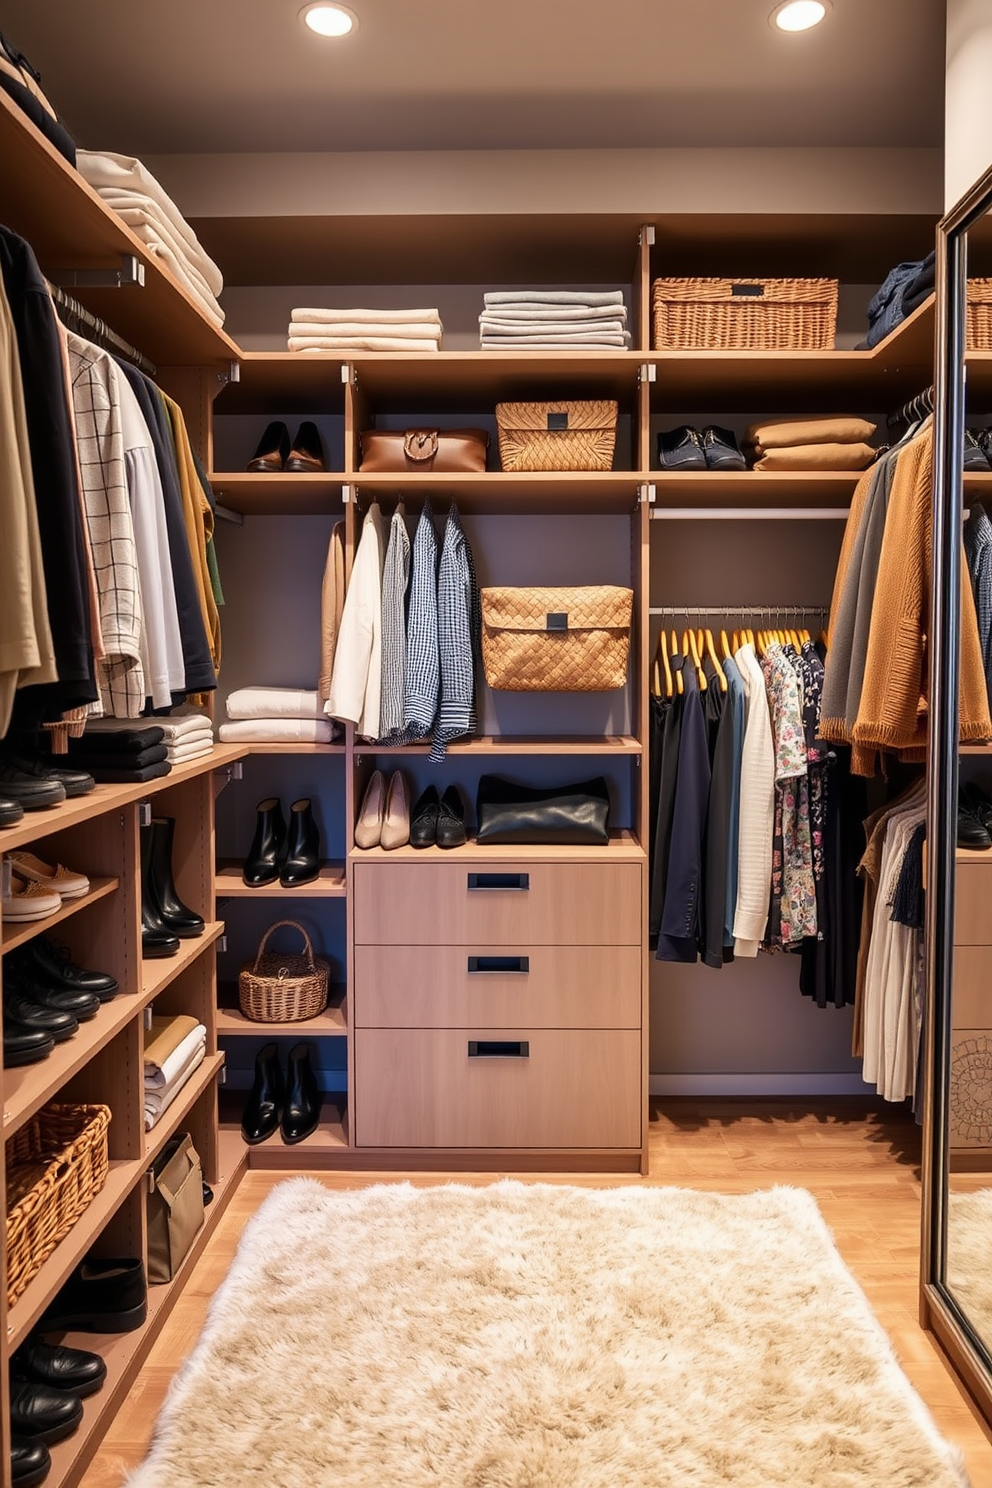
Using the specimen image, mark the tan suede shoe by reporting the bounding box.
[380,772,411,851]
[354,770,386,849]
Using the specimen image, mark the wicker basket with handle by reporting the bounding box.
[495,400,618,472]
[652,276,838,350]
[5,1103,111,1307]
[238,920,330,1023]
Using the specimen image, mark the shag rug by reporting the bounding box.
[948,1187,992,1348]
[127,1179,968,1488]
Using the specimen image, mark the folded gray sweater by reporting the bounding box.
[484,289,625,307]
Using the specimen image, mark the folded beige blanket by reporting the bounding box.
[745,415,877,450]
[290,321,440,341]
[98,191,223,297]
[292,306,441,326]
[753,442,877,471]
[141,237,225,324]
[289,336,439,353]
[226,686,323,720]
[218,718,338,742]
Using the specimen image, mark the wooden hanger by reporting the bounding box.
[720,628,731,661]
[682,627,707,690]
[704,629,728,691]
[658,631,673,699]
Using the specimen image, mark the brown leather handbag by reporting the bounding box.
[358,428,488,473]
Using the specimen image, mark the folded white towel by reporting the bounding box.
[481,332,630,348]
[145,1023,206,1090]
[226,686,324,720]
[289,321,441,341]
[479,319,628,336]
[78,151,220,275]
[288,336,439,353]
[99,193,223,298]
[292,306,441,326]
[484,290,625,307]
[144,1042,206,1130]
[155,711,213,740]
[167,738,214,764]
[218,718,338,743]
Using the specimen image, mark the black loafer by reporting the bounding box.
[0,793,24,826]
[286,420,326,473]
[247,420,291,472]
[4,973,99,1023]
[965,429,991,471]
[410,785,440,848]
[701,425,747,471]
[962,781,992,831]
[15,936,118,1002]
[3,1021,54,1068]
[657,426,705,471]
[38,1257,147,1334]
[2,755,92,799]
[2,986,78,1043]
[12,1337,107,1399]
[9,1381,82,1445]
[10,1436,51,1488]
[958,799,992,850]
[436,785,468,849]
[0,764,65,811]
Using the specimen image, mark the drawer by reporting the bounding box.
[353,944,641,1029]
[353,862,641,946]
[952,947,992,1030]
[955,862,992,944]
[354,1028,641,1148]
[950,1029,992,1148]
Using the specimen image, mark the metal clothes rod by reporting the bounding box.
[650,507,850,521]
[887,383,934,429]
[648,604,829,618]
[46,280,158,378]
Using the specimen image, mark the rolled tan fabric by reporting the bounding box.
[753,442,877,471]
[745,415,877,449]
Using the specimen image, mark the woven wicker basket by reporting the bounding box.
[239,920,330,1023]
[481,585,632,692]
[652,277,838,350]
[969,279,992,350]
[6,1103,111,1307]
[496,401,618,472]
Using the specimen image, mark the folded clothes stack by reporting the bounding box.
[479,290,631,349]
[743,415,878,471]
[143,1014,207,1131]
[287,307,442,353]
[65,723,171,782]
[76,150,225,326]
[81,709,214,766]
[218,686,339,744]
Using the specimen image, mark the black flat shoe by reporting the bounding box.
[957,799,991,850]
[3,754,93,798]
[436,785,468,848]
[8,1382,82,1445]
[280,798,320,886]
[0,763,64,811]
[37,1257,147,1334]
[17,936,118,1002]
[0,793,24,826]
[10,1436,51,1488]
[410,785,440,848]
[241,1042,283,1144]
[286,420,326,473]
[657,426,705,471]
[962,781,992,831]
[247,420,291,472]
[12,1337,107,1398]
[243,797,286,886]
[4,967,99,1023]
[2,1020,54,1067]
[281,1042,320,1144]
[701,425,747,471]
[2,986,77,1043]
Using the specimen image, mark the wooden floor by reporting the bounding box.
[79,1099,992,1487]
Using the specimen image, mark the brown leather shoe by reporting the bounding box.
[286,421,326,473]
[247,421,290,472]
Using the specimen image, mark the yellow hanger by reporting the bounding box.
[704,629,728,691]
[652,655,661,699]
[720,628,731,661]
[659,630,673,699]
[688,628,707,691]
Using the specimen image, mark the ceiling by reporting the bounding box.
[0,0,945,155]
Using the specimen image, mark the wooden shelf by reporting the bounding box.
[210,471,348,515]
[1,876,118,953]
[649,470,865,509]
[960,743,992,755]
[965,350,992,401]
[957,845,992,861]
[964,470,992,494]
[350,829,645,862]
[351,470,644,515]
[214,352,348,413]
[231,741,346,754]
[140,921,225,1001]
[215,863,346,897]
[365,734,642,755]
[145,1053,226,1164]
[232,1095,350,1167]
[216,995,347,1037]
[346,350,640,405]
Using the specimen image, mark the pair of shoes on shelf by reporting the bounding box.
[141,816,205,959]
[411,784,467,849]
[2,850,90,922]
[355,770,410,850]
[964,428,992,471]
[2,946,106,1062]
[958,782,992,849]
[247,421,325,473]
[9,1337,108,1473]
[38,1256,147,1334]
[243,798,320,887]
[0,753,95,811]
[241,1041,320,1145]
[657,425,746,472]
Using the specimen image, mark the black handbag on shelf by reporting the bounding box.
[475,774,611,846]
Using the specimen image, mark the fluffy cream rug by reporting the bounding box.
[128,1180,967,1488]
[948,1187,992,1347]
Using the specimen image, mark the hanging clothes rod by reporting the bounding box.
[46,280,158,378]
[887,383,934,429]
[650,507,850,521]
[648,604,829,618]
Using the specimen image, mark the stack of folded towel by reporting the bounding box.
[287,308,442,353]
[76,150,225,327]
[218,686,339,744]
[144,1014,207,1132]
[743,415,878,471]
[154,709,214,765]
[479,290,631,349]
[65,721,171,782]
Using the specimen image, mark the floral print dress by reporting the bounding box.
[761,643,817,944]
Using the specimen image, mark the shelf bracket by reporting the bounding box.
[216,362,241,386]
[638,363,657,384]
[639,483,656,506]
[213,761,243,798]
[342,483,354,504]
[343,364,355,385]
[639,224,656,247]
[50,254,145,289]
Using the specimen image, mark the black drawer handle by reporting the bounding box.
[467,872,530,891]
[468,955,530,974]
[468,1040,530,1059]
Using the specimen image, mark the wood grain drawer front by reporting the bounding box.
[353,945,641,1029]
[353,862,641,946]
[953,947,992,1031]
[956,862,992,944]
[354,1028,641,1148]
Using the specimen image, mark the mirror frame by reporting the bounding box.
[921,157,992,1408]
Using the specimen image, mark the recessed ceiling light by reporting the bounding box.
[771,1,829,32]
[301,3,357,38]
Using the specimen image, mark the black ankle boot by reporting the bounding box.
[280,799,319,887]
[281,1042,320,1144]
[241,1042,284,1144]
[149,817,204,937]
[243,797,286,887]
[139,823,180,959]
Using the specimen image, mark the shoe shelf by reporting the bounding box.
[0,875,118,954]
[964,472,992,495]
[214,862,346,897]
[224,1093,349,1169]
[349,471,645,516]
[965,350,992,399]
[209,470,349,516]
[349,829,645,863]
[961,744,992,755]
[361,734,642,755]
[216,993,348,1037]
[139,921,225,1001]
[213,351,348,414]
[649,470,863,509]
[957,845,992,860]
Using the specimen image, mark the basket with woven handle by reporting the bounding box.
[496,400,618,472]
[481,585,632,691]
[238,920,330,1022]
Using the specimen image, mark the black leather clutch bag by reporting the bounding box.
[475,775,611,846]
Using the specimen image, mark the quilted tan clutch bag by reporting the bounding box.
[495,400,618,472]
[481,585,633,692]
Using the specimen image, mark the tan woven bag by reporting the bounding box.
[481,585,632,692]
[238,920,330,1022]
[496,400,618,472]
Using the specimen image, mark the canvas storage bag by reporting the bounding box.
[480,585,633,691]
[146,1131,204,1284]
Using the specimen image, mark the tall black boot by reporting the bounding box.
[281,1042,320,1144]
[139,823,180,959]
[242,1042,284,1145]
[242,797,286,887]
[149,817,204,937]
[280,798,319,887]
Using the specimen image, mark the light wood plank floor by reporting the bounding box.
[80,1099,992,1487]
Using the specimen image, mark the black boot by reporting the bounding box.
[242,798,287,887]
[281,1042,320,1144]
[139,824,180,959]
[148,817,204,937]
[241,1042,284,1144]
[280,799,319,887]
